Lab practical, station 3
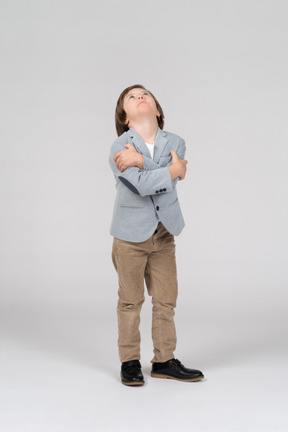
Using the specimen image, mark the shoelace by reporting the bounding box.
[122,364,141,372]
[171,358,182,366]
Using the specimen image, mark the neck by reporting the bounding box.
[128,119,159,144]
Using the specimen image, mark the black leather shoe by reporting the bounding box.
[151,358,204,382]
[121,360,144,386]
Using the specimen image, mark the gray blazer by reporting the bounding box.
[109,126,186,242]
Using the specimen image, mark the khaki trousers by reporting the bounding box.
[111,221,178,364]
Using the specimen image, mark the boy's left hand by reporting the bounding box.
[113,144,144,171]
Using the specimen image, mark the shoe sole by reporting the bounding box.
[121,381,145,386]
[151,372,204,382]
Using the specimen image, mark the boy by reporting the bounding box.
[109,84,204,386]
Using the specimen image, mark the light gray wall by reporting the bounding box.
[1,0,287,333]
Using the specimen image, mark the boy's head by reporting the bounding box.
[115,84,165,136]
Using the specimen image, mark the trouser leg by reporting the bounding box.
[144,224,178,363]
[112,237,149,363]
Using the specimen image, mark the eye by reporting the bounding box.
[128,92,149,99]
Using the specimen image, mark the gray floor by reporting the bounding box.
[1,304,287,432]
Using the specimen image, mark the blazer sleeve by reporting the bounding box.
[142,138,186,188]
[109,141,174,197]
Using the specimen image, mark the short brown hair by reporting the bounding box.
[115,84,165,136]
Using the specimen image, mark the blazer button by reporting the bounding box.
[156,206,159,211]
[163,188,167,191]
[155,190,159,193]
[159,188,163,192]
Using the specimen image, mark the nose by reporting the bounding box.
[138,94,144,100]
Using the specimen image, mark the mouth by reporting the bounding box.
[138,101,146,106]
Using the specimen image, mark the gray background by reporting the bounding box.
[1,0,287,431]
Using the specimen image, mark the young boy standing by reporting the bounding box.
[109,84,204,386]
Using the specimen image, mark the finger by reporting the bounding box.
[117,156,125,167]
[170,150,179,159]
[125,143,136,152]
[113,152,120,162]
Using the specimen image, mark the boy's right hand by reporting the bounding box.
[169,150,188,180]
[113,144,144,171]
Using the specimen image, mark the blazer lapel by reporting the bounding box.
[153,128,168,163]
[127,127,168,163]
[127,127,151,158]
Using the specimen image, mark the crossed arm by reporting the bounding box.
[109,138,187,196]
[113,139,187,179]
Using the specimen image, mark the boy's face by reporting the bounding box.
[123,88,160,126]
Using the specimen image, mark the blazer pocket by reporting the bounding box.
[168,198,178,206]
[119,204,144,209]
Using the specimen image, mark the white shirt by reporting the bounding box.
[144,142,154,159]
